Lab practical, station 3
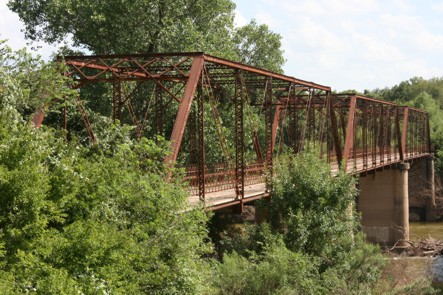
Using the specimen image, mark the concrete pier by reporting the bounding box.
[359,163,410,246]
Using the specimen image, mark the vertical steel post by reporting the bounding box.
[379,104,385,164]
[265,78,273,191]
[328,92,342,165]
[112,80,123,123]
[426,113,431,153]
[189,110,197,165]
[362,101,368,169]
[235,72,245,203]
[342,95,357,172]
[386,106,392,162]
[197,80,205,201]
[400,107,409,161]
[371,103,377,165]
[271,105,282,153]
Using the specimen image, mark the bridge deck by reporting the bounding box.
[188,152,430,210]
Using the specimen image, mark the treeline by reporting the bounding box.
[365,77,443,175]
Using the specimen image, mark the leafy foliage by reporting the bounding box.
[271,148,358,256]
[233,19,286,73]
[7,0,285,72]
[0,40,75,117]
[0,42,212,294]
[211,149,387,294]
[215,237,321,295]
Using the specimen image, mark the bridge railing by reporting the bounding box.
[184,162,265,196]
[333,95,431,172]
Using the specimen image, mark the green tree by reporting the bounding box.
[7,0,286,72]
[7,0,236,56]
[212,149,387,294]
[271,148,358,256]
[0,41,213,294]
[270,149,386,293]
[0,40,75,116]
[233,19,285,73]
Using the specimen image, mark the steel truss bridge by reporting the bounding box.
[33,53,432,211]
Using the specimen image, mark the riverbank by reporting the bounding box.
[380,222,443,293]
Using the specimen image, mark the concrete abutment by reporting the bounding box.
[358,157,436,246]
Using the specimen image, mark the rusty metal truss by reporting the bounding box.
[32,52,432,209]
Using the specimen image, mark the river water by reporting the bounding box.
[409,222,443,283]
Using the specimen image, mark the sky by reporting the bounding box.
[1,0,443,92]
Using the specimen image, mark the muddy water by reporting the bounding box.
[410,222,443,241]
[409,222,443,283]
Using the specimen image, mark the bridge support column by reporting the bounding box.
[408,157,436,221]
[358,163,410,246]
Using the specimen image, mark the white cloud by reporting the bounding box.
[378,13,443,53]
[432,2,443,12]
[412,30,443,52]
[0,1,27,49]
[255,12,280,28]
[353,33,406,62]
[1,0,88,58]
[281,0,379,16]
[235,0,443,91]
[321,0,379,15]
[234,9,248,27]
[0,1,61,59]
[392,0,413,12]
[379,13,423,33]
[289,17,347,53]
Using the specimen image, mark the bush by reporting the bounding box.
[0,80,212,293]
[213,148,388,294]
[214,237,321,295]
[271,148,358,257]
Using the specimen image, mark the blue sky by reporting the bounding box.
[1,0,443,92]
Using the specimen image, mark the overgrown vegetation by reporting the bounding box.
[212,150,389,294]
[0,41,212,294]
[7,0,285,72]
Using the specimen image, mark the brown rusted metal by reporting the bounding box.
[235,71,245,201]
[31,109,46,128]
[164,55,204,165]
[77,97,96,143]
[401,107,409,161]
[265,78,274,191]
[342,95,357,172]
[155,87,164,138]
[197,78,205,201]
[28,52,434,211]
[272,105,282,154]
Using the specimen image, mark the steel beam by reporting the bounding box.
[235,72,245,202]
[271,105,283,153]
[400,107,409,161]
[342,95,357,172]
[164,55,204,165]
[329,93,343,165]
[31,109,45,128]
[203,55,331,92]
